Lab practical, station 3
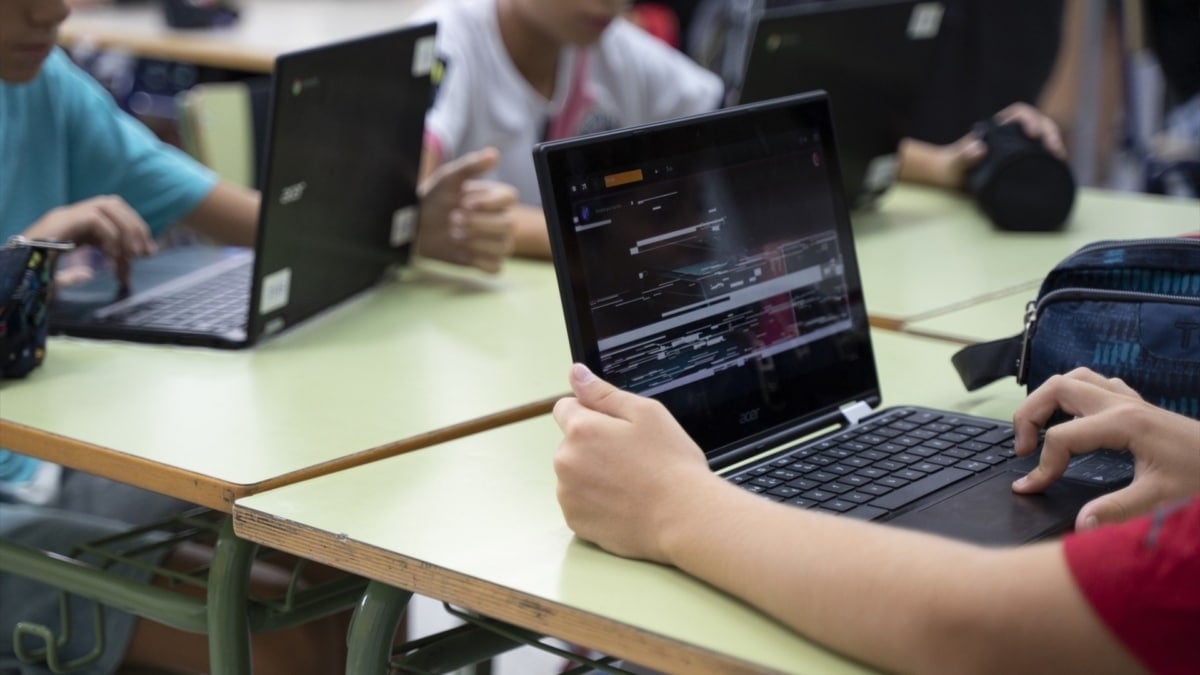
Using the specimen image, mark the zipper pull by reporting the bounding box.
[6,235,77,251]
[1016,299,1037,385]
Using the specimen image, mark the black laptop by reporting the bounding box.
[534,93,1131,546]
[49,24,437,348]
[734,0,944,208]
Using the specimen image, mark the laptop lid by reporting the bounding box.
[535,92,880,470]
[735,0,944,208]
[248,24,435,343]
[48,24,436,348]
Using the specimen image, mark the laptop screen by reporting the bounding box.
[536,93,880,464]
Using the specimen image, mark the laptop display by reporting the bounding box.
[735,0,944,208]
[535,93,1127,545]
[49,24,436,348]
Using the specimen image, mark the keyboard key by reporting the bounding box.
[860,483,892,496]
[975,427,1015,445]
[786,477,820,491]
[786,497,817,509]
[801,489,836,502]
[767,485,803,499]
[876,476,911,489]
[823,499,857,512]
[954,460,990,473]
[870,468,973,511]
[841,492,874,504]
[822,482,854,494]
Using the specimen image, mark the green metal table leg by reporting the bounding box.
[346,581,412,675]
[207,517,257,674]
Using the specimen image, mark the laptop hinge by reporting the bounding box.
[839,400,873,426]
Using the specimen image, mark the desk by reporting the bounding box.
[0,259,569,512]
[59,0,428,73]
[1,259,568,673]
[233,331,1027,675]
[853,186,1198,324]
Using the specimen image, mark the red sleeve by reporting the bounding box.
[1063,496,1200,675]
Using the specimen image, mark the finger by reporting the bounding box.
[1012,413,1130,493]
[426,147,500,193]
[1012,375,1111,455]
[959,137,987,163]
[552,396,583,430]
[467,252,505,275]
[461,181,518,212]
[1062,367,1140,399]
[97,196,155,257]
[569,363,644,421]
[1075,481,1158,531]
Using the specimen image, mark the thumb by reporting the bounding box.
[569,363,641,421]
[1075,483,1154,531]
[430,147,500,191]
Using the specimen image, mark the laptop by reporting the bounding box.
[49,24,437,349]
[733,0,945,208]
[533,93,1130,546]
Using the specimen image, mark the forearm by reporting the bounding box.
[511,203,552,259]
[896,138,965,190]
[181,182,260,247]
[660,481,1139,674]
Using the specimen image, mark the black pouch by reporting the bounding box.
[951,237,1200,419]
[0,237,74,379]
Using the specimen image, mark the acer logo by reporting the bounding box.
[738,408,760,425]
[279,181,307,205]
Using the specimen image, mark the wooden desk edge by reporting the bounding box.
[59,28,274,73]
[233,506,793,675]
[0,394,560,513]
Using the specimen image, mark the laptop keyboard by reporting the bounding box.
[727,408,1133,521]
[99,261,251,334]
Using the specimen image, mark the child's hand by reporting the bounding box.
[552,364,718,563]
[416,148,517,274]
[24,195,157,287]
[1011,367,1200,531]
[900,103,1066,190]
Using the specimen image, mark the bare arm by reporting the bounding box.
[179,180,259,248]
[898,103,1067,190]
[510,203,551,259]
[552,365,1151,674]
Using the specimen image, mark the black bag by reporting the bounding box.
[0,237,72,379]
[951,237,1200,419]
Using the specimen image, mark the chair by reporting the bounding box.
[175,81,256,188]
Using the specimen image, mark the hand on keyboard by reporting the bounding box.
[1011,368,1200,531]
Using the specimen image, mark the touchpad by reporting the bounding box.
[888,472,1093,546]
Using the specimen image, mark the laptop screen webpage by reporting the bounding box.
[537,94,880,464]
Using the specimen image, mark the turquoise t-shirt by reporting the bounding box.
[0,49,216,239]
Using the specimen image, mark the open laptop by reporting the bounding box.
[733,0,944,208]
[533,93,1131,546]
[49,24,437,349]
